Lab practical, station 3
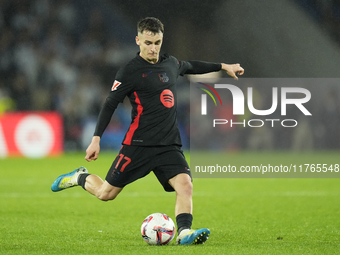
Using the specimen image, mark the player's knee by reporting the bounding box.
[185,181,193,196]
[98,191,117,202]
[97,182,122,201]
[178,178,193,197]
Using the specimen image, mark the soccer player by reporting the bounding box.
[51,17,244,245]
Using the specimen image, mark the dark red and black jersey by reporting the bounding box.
[94,53,221,146]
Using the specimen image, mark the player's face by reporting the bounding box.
[136,31,163,64]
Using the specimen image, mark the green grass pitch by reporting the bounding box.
[1,151,340,254]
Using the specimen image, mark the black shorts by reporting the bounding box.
[105,145,191,192]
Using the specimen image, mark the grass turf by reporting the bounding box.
[0,151,339,254]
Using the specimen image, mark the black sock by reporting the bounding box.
[77,173,90,190]
[176,213,193,234]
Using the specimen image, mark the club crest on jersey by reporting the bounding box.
[111,80,121,91]
[158,73,169,83]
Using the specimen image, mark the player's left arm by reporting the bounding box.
[177,58,244,80]
[221,63,244,80]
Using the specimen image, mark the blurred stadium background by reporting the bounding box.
[0,0,339,155]
[1,2,340,254]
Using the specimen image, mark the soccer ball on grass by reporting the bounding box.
[141,213,176,245]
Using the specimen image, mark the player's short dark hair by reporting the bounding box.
[137,17,164,34]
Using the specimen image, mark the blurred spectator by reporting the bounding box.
[10,72,32,111]
[0,0,136,150]
[1,0,339,152]
[0,81,15,114]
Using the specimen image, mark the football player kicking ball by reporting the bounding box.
[51,17,244,245]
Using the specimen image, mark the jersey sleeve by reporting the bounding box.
[108,68,134,103]
[93,67,134,137]
[177,59,222,76]
[93,97,119,137]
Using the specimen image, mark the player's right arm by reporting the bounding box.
[84,96,120,162]
[85,136,101,161]
[84,67,133,161]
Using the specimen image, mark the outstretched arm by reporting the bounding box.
[221,63,244,80]
[179,59,244,80]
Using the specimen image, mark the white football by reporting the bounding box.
[141,213,176,245]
